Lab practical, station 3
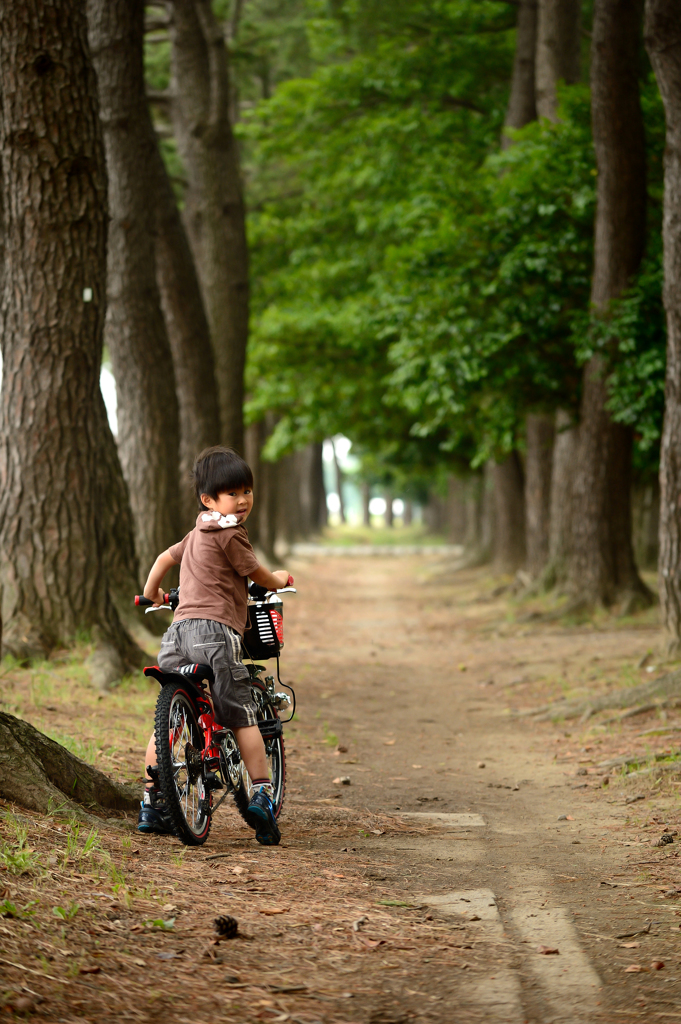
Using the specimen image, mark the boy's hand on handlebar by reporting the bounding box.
[273,570,291,588]
[147,587,166,607]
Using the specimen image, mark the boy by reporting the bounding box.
[138,446,292,846]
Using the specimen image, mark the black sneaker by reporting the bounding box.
[247,789,281,846]
[137,788,174,836]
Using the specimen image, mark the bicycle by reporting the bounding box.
[134,582,296,846]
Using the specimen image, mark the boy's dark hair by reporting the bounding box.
[192,446,254,510]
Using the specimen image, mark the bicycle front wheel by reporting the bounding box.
[155,683,212,846]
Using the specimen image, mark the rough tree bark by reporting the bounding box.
[567,0,650,608]
[525,413,555,576]
[493,454,527,572]
[169,0,249,452]
[0,0,143,676]
[503,0,538,146]
[535,0,582,120]
[88,0,182,575]
[149,130,220,531]
[500,0,537,570]
[646,0,681,647]
[546,408,578,583]
[0,712,138,816]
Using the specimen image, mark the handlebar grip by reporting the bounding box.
[134,594,169,607]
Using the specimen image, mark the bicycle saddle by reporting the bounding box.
[143,663,215,685]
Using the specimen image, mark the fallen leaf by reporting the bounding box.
[353,916,368,932]
[383,740,396,746]
[232,866,246,875]
[258,907,289,915]
[332,776,351,785]
[624,964,646,973]
[651,961,665,971]
[369,829,385,836]
[536,946,559,955]
[79,965,101,975]
[620,942,640,949]
[354,935,384,948]
[412,764,423,769]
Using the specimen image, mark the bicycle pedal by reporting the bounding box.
[203,772,224,792]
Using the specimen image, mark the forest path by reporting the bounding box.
[2,554,681,1024]
[269,552,679,1022]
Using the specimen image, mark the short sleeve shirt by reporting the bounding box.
[168,511,260,636]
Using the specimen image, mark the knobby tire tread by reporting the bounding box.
[154,683,212,846]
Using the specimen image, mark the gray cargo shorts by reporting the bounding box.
[158,618,258,729]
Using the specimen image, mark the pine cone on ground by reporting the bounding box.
[214,915,238,939]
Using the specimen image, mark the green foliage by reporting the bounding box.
[0,814,41,876]
[243,0,517,471]
[0,899,38,919]
[53,903,80,921]
[147,916,176,930]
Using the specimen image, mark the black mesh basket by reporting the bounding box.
[243,599,284,661]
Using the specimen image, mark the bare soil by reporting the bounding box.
[2,554,681,1023]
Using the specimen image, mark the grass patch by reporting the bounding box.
[318,524,447,547]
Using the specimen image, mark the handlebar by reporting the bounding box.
[135,593,170,608]
[135,583,296,613]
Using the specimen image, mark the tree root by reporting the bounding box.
[515,668,681,723]
[0,711,139,817]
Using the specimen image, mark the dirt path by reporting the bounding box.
[2,554,681,1023]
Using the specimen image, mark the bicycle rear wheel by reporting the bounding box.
[233,702,286,824]
[155,683,212,846]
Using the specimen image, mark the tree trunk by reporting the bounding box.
[0,0,142,676]
[525,412,555,576]
[243,420,263,549]
[503,0,538,145]
[567,0,650,608]
[0,712,138,817]
[294,443,325,538]
[169,0,249,453]
[646,0,681,644]
[88,0,182,575]
[331,439,346,524]
[362,482,372,527]
[309,442,327,533]
[385,491,394,528]
[279,451,303,546]
[547,408,578,577]
[446,477,469,543]
[632,478,660,570]
[493,454,526,573]
[149,126,220,532]
[403,500,413,527]
[535,0,582,120]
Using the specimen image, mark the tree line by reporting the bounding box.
[0,0,680,686]
[242,0,681,642]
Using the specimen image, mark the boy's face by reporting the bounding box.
[201,486,253,525]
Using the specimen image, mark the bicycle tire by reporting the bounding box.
[154,682,212,846]
[233,701,286,825]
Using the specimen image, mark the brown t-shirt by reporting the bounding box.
[168,511,261,636]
